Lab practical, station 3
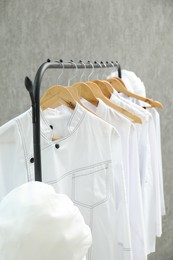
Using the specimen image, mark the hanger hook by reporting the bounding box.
[94,61,102,80]
[79,60,86,82]
[68,60,78,86]
[108,61,115,78]
[100,61,106,80]
[101,61,108,79]
[56,59,64,81]
[87,61,94,81]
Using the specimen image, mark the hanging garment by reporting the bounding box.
[121,95,165,219]
[0,181,92,260]
[80,97,147,260]
[110,70,164,217]
[108,69,165,254]
[116,96,163,238]
[0,103,133,260]
[110,92,157,254]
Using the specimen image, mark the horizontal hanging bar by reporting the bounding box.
[44,60,119,70]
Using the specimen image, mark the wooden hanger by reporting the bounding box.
[71,82,99,106]
[113,77,127,89]
[101,80,114,93]
[85,81,142,124]
[107,77,163,109]
[40,85,79,141]
[40,85,77,110]
[92,80,113,98]
[41,83,103,120]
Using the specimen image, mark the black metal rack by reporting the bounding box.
[25,60,121,182]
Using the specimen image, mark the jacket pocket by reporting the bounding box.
[72,162,110,209]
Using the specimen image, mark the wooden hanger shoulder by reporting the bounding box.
[86,81,142,124]
[40,85,76,110]
[92,80,112,98]
[71,82,99,106]
[114,77,127,88]
[107,78,163,109]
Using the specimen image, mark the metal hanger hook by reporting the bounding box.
[101,61,108,79]
[68,60,78,86]
[94,61,102,80]
[109,61,115,77]
[87,61,94,81]
[79,60,86,82]
[99,61,106,80]
[56,59,64,81]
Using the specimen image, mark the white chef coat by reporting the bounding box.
[0,103,132,260]
[80,98,147,260]
[0,181,92,260]
[110,92,156,254]
[120,78,165,219]
[123,96,165,219]
[108,68,164,248]
[117,96,163,238]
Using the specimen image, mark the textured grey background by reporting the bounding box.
[0,0,172,259]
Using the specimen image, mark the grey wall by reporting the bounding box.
[0,0,172,259]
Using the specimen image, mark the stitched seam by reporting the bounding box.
[73,166,107,178]
[73,197,109,209]
[28,107,86,144]
[67,106,78,132]
[57,111,86,142]
[45,160,111,184]
[73,171,109,208]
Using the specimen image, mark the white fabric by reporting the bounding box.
[124,98,165,218]
[0,103,132,260]
[116,93,164,237]
[117,96,163,238]
[81,98,147,260]
[149,108,165,217]
[110,92,156,254]
[0,181,92,260]
[108,69,146,97]
[115,72,165,218]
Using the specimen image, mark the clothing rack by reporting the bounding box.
[25,60,121,182]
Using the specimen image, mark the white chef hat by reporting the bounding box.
[0,181,92,260]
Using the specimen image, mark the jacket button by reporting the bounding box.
[55,144,60,149]
[50,125,53,129]
[30,157,34,163]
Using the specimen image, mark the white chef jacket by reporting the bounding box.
[117,96,163,238]
[0,103,132,260]
[109,69,164,247]
[0,181,92,260]
[81,98,147,260]
[121,82,165,219]
[110,92,156,254]
[114,69,165,219]
[124,97,165,219]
